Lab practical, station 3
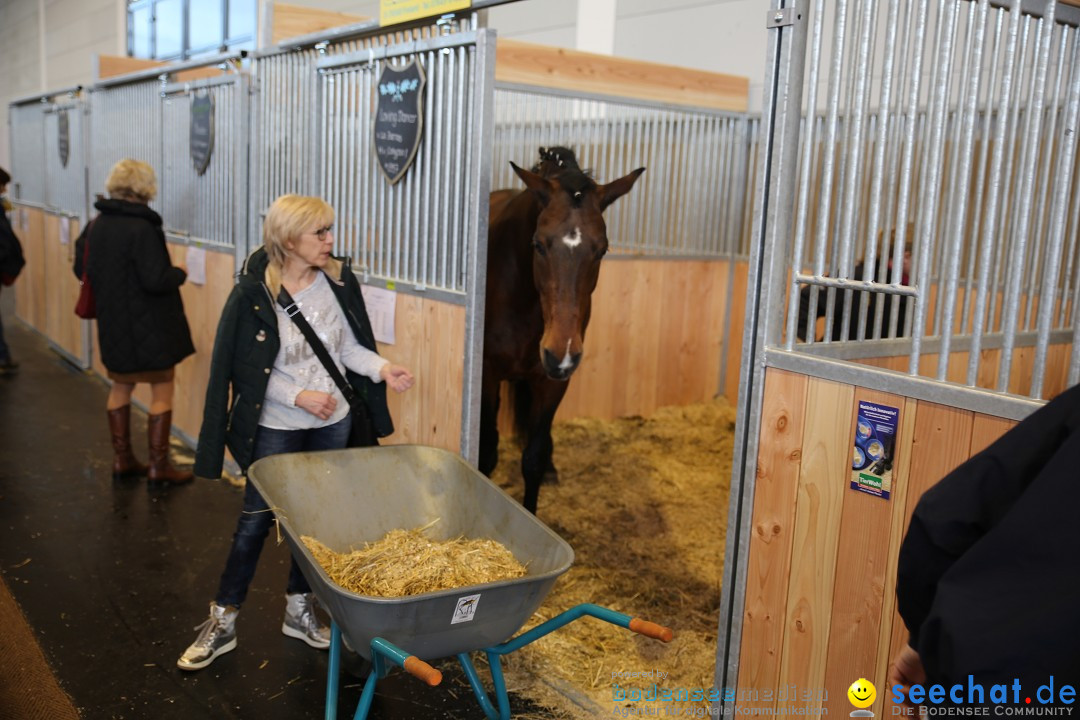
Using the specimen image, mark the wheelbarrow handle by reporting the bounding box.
[403,656,443,686]
[629,617,675,643]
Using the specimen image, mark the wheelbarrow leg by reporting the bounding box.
[323,623,383,720]
[456,651,511,720]
[325,622,343,720]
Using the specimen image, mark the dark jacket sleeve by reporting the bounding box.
[896,383,1080,648]
[133,225,187,294]
[73,223,89,279]
[0,210,25,280]
[194,288,241,479]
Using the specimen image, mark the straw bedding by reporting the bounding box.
[301,523,527,598]
[490,397,735,718]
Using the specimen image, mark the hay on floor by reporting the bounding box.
[492,397,735,718]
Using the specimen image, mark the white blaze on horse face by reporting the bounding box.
[562,227,582,249]
[558,339,575,371]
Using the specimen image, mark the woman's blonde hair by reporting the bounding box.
[105,158,157,202]
[262,194,340,298]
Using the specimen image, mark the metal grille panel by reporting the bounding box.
[44,103,88,219]
[9,103,46,204]
[492,87,755,259]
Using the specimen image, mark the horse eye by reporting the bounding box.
[533,240,547,257]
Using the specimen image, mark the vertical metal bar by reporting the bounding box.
[938,0,988,381]
[999,8,1055,393]
[1031,24,1080,398]
[810,0,851,347]
[460,29,494,463]
[716,0,809,707]
[858,0,902,341]
[1023,24,1066,332]
[908,0,958,376]
[784,0,827,350]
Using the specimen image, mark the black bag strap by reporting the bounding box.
[276,287,358,406]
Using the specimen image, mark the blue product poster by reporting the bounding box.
[851,400,900,500]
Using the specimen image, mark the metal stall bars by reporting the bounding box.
[90,53,248,263]
[490,83,759,405]
[44,90,92,367]
[718,0,1080,709]
[779,0,1080,402]
[159,60,250,266]
[7,96,48,205]
[251,14,494,462]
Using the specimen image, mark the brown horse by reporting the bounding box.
[479,147,645,513]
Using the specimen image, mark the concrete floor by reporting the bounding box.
[0,300,555,720]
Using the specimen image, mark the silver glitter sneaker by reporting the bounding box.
[282,592,330,649]
[177,602,238,671]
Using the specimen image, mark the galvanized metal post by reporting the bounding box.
[715,0,808,708]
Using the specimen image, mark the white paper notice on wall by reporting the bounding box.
[59,219,70,246]
[19,208,28,231]
[186,245,207,286]
[360,284,397,345]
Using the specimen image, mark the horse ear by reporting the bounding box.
[597,167,645,211]
[511,161,556,206]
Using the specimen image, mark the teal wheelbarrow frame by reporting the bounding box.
[324,603,674,720]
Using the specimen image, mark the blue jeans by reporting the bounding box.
[215,416,351,608]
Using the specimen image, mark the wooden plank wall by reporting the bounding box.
[42,215,84,361]
[736,367,1019,716]
[495,38,750,112]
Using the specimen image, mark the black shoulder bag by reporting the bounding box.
[276,288,379,448]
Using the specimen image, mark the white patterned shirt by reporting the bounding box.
[259,272,386,429]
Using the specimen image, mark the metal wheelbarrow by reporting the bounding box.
[248,445,673,720]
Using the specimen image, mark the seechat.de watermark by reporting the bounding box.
[891,676,1075,716]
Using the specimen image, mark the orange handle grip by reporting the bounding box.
[629,618,674,643]
[403,656,443,686]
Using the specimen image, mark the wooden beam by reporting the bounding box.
[269,2,368,46]
[495,38,750,112]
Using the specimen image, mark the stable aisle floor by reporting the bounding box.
[0,311,557,720]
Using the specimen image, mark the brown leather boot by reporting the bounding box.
[107,405,148,479]
[147,411,194,485]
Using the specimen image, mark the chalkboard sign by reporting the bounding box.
[57,110,69,168]
[374,59,425,185]
[190,91,215,176]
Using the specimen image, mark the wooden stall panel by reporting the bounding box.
[42,215,85,362]
[376,294,464,452]
[13,206,46,332]
[736,368,807,711]
[821,388,906,714]
[554,258,730,423]
[774,377,852,714]
[879,401,975,716]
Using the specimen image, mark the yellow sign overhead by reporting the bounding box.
[380,0,471,26]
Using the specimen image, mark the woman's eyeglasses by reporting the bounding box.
[311,225,333,238]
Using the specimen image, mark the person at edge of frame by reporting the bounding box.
[888,382,1080,707]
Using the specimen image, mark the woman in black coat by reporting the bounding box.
[73,159,195,484]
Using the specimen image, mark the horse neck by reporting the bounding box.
[496,190,543,285]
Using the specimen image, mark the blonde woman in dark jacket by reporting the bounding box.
[73,159,195,483]
[178,194,413,671]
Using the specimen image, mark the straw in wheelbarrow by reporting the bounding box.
[301,520,528,598]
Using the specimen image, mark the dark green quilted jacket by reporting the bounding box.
[194,248,392,478]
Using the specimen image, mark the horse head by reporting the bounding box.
[510,147,644,381]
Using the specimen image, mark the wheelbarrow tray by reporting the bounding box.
[247,445,574,662]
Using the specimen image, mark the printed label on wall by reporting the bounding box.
[373,59,425,185]
[851,400,899,500]
[450,593,480,624]
[380,0,470,26]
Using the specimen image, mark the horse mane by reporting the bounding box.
[531,146,595,208]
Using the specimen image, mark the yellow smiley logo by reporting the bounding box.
[848,678,876,708]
